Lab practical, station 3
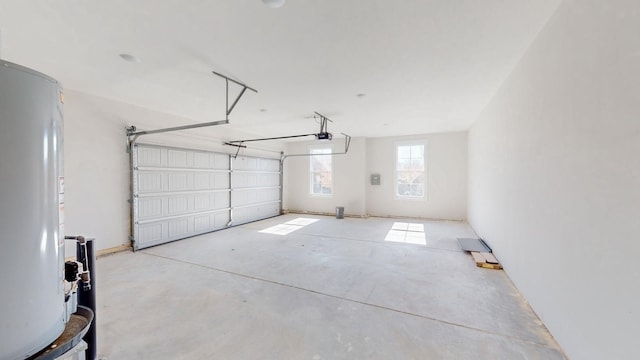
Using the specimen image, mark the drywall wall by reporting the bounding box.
[284,132,467,220]
[467,0,640,359]
[63,90,284,257]
[366,132,467,220]
[63,91,129,257]
[284,137,367,216]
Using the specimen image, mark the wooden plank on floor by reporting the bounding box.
[470,251,502,270]
[478,262,503,270]
[471,252,485,265]
[481,252,499,264]
[97,244,132,257]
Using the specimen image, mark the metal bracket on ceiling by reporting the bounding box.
[213,71,258,120]
[314,111,332,135]
[125,71,257,149]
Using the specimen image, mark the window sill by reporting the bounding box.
[310,194,333,198]
[395,195,426,201]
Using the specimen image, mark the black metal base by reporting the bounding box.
[28,306,94,360]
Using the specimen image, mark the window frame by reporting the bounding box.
[394,141,427,200]
[309,145,333,197]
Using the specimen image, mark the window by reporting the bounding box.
[310,147,332,196]
[396,143,425,198]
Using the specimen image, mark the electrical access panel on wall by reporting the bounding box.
[371,174,381,185]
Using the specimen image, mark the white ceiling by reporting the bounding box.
[0,0,561,140]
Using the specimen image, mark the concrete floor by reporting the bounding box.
[96,214,565,359]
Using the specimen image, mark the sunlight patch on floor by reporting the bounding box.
[385,222,426,245]
[259,218,320,235]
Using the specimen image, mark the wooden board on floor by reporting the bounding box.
[471,251,486,264]
[470,251,502,270]
[481,252,499,264]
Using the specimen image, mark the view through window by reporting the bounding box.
[396,143,425,198]
[310,147,332,196]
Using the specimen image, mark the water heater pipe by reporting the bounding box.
[76,238,96,360]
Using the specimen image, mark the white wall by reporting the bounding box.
[64,91,129,257]
[467,1,640,359]
[284,137,367,216]
[366,132,467,220]
[64,90,285,257]
[284,132,467,220]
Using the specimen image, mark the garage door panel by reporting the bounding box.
[138,172,163,193]
[138,198,163,219]
[167,196,189,215]
[193,152,211,168]
[138,223,164,245]
[193,213,230,232]
[246,174,258,187]
[193,214,211,231]
[138,146,162,166]
[215,212,230,227]
[168,218,190,237]
[193,173,211,189]
[194,193,213,210]
[231,173,279,188]
[231,191,244,206]
[260,158,278,171]
[136,210,231,248]
[138,191,228,221]
[261,173,280,187]
[167,173,190,191]
[214,174,229,188]
[261,188,280,202]
[167,149,189,167]
[214,192,229,209]
[234,157,257,170]
[248,191,259,204]
[139,172,227,193]
[132,144,280,250]
[230,156,281,224]
[213,154,229,169]
[232,188,280,206]
[232,203,280,226]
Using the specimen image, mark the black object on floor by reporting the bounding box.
[457,238,492,253]
[30,306,94,360]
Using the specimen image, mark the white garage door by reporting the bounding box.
[131,144,281,250]
[231,156,281,225]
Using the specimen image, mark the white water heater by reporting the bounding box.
[0,60,67,359]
